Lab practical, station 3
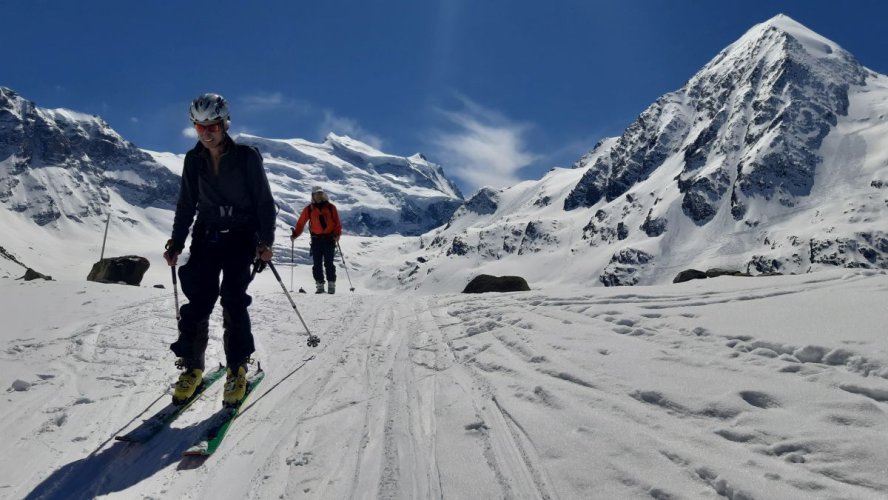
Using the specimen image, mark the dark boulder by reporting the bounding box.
[463,274,530,293]
[673,269,708,283]
[87,256,150,285]
[21,268,52,281]
[705,268,749,278]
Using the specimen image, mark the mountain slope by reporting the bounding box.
[0,87,179,226]
[235,133,463,236]
[387,14,888,291]
[0,87,463,280]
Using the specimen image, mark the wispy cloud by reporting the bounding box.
[238,92,313,114]
[431,96,540,190]
[240,92,285,110]
[181,126,197,139]
[319,110,384,149]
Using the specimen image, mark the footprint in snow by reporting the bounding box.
[739,391,782,409]
[464,421,489,432]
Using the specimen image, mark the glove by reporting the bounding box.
[256,243,273,262]
[289,228,298,242]
[163,239,184,266]
[252,258,267,274]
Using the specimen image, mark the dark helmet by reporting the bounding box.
[189,93,229,124]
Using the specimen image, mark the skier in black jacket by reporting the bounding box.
[163,93,276,406]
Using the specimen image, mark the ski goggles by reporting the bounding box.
[193,121,223,133]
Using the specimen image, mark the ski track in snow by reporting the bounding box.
[3,271,888,499]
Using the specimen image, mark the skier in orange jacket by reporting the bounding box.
[290,186,342,294]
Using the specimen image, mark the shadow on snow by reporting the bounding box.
[24,407,232,500]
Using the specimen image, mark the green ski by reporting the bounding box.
[116,365,226,443]
[182,368,265,457]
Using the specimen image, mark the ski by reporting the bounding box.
[115,365,226,443]
[183,368,265,457]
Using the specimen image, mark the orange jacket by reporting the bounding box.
[293,202,342,238]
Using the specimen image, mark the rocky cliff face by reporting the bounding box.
[0,87,179,226]
[386,15,888,290]
[564,15,868,223]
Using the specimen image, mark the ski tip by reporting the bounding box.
[183,449,210,457]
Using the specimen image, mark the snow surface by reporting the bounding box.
[2,260,888,499]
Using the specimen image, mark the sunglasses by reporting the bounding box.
[194,122,223,133]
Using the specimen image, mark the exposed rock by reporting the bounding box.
[463,188,499,215]
[22,268,52,281]
[87,256,150,286]
[640,214,667,237]
[600,248,654,286]
[706,268,749,278]
[518,220,559,254]
[447,237,470,257]
[673,269,708,283]
[462,274,530,293]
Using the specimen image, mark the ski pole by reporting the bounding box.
[171,265,181,321]
[290,239,295,292]
[266,260,320,347]
[336,241,356,292]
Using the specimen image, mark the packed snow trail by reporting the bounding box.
[3,270,888,499]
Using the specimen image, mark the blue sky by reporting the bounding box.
[3,0,888,195]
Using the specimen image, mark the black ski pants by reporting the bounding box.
[310,235,336,284]
[171,230,256,369]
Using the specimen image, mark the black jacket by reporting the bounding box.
[171,135,276,248]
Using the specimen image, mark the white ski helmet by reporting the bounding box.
[311,185,324,194]
[189,93,230,124]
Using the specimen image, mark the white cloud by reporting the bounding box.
[431,97,540,190]
[238,92,313,115]
[240,92,286,110]
[130,117,139,124]
[182,126,197,139]
[319,110,384,149]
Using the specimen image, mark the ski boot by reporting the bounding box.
[223,361,250,407]
[315,281,325,294]
[328,282,336,294]
[173,359,203,405]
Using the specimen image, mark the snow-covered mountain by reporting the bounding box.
[234,133,462,236]
[149,134,463,237]
[386,14,888,291]
[0,87,463,279]
[0,87,180,226]
[0,87,182,279]
[0,85,462,239]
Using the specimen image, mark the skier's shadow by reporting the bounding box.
[24,408,230,500]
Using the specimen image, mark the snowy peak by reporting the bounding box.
[0,86,179,226]
[565,14,869,218]
[719,14,845,63]
[389,16,888,290]
[323,132,462,199]
[234,133,463,236]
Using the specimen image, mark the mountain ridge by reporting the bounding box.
[0,87,463,240]
[382,14,888,290]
